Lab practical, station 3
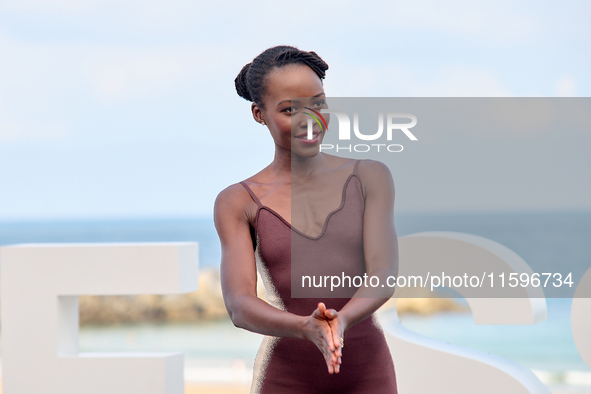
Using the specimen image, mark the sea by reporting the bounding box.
[1,211,590,390]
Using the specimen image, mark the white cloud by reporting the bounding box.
[392,0,539,41]
[1,0,99,15]
[326,62,512,97]
[555,75,577,97]
[0,35,76,142]
[408,67,513,97]
[84,45,237,103]
[0,122,69,143]
[0,123,25,142]
[86,49,194,103]
[0,0,542,43]
[0,31,247,142]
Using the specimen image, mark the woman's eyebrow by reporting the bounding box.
[276,93,325,107]
[276,99,295,107]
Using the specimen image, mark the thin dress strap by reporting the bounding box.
[352,159,365,201]
[239,181,263,207]
[353,159,362,175]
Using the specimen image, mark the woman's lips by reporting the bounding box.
[294,131,321,144]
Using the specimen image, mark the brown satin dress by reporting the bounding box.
[239,159,398,394]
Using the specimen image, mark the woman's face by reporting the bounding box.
[253,64,329,158]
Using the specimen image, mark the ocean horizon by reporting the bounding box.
[2,209,590,271]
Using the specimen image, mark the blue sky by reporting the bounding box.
[0,0,590,220]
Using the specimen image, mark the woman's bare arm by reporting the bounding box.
[214,184,341,373]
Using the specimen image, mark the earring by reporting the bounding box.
[261,121,266,126]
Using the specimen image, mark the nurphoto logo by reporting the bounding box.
[304,108,418,153]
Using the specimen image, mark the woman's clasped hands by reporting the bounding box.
[302,302,346,374]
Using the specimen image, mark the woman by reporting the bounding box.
[214,45,399,393]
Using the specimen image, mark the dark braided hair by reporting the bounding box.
[235,45,329,108]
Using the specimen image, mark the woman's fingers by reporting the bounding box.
[320,305,340,351]
[332,326,342,357]
[317,302,326,317]
[322,323,341,367]
[324,308,343,356]
[324,308,335,319]
[308,302,343,373]
[317,305,335,352]
[323,346,334,374]
[308,305,338,371]
[324,306,344,362]
[319,321,337,373]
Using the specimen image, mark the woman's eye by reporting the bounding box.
[285,106,298,113]
[314,100,325,107]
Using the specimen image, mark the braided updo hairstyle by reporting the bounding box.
[235,45,329,109]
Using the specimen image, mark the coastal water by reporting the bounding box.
[2,210,589,275]
[1,211,590,386]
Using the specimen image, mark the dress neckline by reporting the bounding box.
[257,173,359,241]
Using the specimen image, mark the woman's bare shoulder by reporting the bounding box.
[215,166,268,202]
[356,159,395,198]
[216,182,247,204]
[214,181,256,224]
[214,166,273,224]
[357,159,392,177]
